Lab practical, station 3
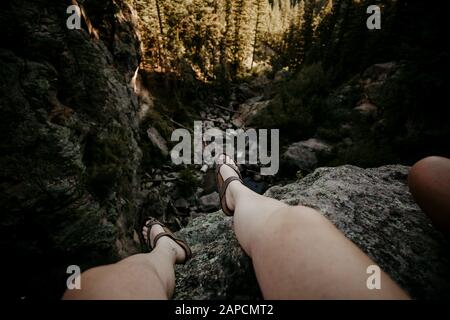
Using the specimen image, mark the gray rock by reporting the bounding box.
[362,62,398,82]
[282,138,332,172]
[174,211,261,300]
[174,165,449,299]
[147,127,169,156]
[232,99,271,127]
[360,62,402,105]
[198,192,221,212]
[174,198,190,212]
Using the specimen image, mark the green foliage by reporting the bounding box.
[134,0,301,81]
[132,0,450,169]
[331,139,398,168]
[176,168,201,198]
[83,127,132,200]
[252,63,328,143]
[258,0,450,168]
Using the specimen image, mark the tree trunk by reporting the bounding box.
[155,0,165,70]
[251,0,262,70]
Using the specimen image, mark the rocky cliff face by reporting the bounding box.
[0,0,142,298]
[174,165,450,300]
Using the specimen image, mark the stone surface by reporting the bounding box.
[174,198,190,212]
[174,165,450,300]
[0,0,143,299]
[198,192,221,212]
[147,127,169,156]
[282,138,332,172]
[174,211,261,300]
[232,98,271,127]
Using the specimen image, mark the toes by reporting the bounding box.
[216,154,226,164]
[142,222,150,239]
[224,154,232,164]
[220,163,238,180]
[217,154,235,166]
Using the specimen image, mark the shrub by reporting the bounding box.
[83,126,131,200]
[252,63,329,144]
[176,168,200,198]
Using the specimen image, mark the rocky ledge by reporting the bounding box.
[174,165,450,300]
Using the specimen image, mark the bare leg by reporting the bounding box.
[62,222,186,300]
[408,156,450,235]
[218,155,409,299]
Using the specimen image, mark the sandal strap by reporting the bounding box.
[219,176,243,216]
[215,155,244,216]
[142,217,192,264]
[215,163,243,181]
[153,229,192,264]
[219,176,242,202]
[152,231,172,249]
[145,217,166,229]
[144,218,166,249]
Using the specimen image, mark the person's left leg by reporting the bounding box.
[216,154,409,299]
[408,156,450,235]
[63,222,186,300]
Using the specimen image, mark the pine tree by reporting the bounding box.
[133,0,165,70]
[231,0,245,76]
[301,0,315,57]
[315,0,342,66]
[153,0,167,71]
[250,0,268,69]
[219,0,234,81]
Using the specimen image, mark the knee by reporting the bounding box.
[409,156,447,182]
[408,156,449,194]
[254,205,324,247]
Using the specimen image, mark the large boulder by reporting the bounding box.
[282,138,332,173]
[147,127,169,156]
[232,96,271,127]
[198,192,221,213]
[174,165,450,300]
[174,211,261,300]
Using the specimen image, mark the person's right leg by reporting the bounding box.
[408,156,450,235]
[218,155,409,299]
[63,221,185,300]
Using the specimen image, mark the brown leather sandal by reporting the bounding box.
[215,154,244,216]
[142,217,192,264]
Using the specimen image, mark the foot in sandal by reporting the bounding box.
[141,217,192,264]
[215,154,244,216]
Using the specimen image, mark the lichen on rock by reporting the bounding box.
[174,165,450,300]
